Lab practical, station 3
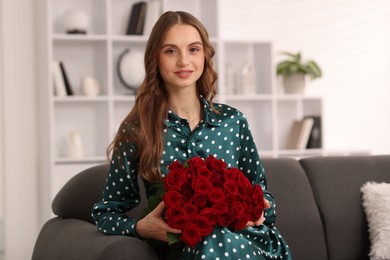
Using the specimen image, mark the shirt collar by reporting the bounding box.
[165,95,220,127]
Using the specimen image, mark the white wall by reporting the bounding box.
[220,0,390,155]
[1,0,39,259]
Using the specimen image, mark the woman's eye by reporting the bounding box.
[164,49,176,54]
[190,47,200,53]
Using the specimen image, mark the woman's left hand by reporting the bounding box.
[246,199,271,227]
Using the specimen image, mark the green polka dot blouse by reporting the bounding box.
[92,97,291,259]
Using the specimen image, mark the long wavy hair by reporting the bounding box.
[108,11,218,184]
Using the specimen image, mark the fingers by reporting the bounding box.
[150,201,165,217]
[264,199,271,209]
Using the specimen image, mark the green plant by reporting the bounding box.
[276,51,322,80]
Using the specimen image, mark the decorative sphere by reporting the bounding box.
[118,49,145,88]
[62,9,90,34]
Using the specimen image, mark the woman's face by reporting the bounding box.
[158,24,205,93]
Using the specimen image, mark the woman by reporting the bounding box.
[92,11,291,259]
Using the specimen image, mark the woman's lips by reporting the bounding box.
[175,70,193,78]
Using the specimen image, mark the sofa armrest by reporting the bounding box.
[32,217,158,260]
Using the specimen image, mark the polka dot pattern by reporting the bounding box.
[91,97,291,259]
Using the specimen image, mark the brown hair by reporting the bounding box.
[108,11,218,183]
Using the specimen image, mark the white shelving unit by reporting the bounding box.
[38,0,323,221]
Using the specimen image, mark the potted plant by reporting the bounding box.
[276,51,322,94]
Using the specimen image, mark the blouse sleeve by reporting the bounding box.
[91,140,141,237]
[238,115,276,228]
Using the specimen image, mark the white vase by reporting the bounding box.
[67,131,84,158]
[240,62,257,95]
[283,73,306,94]
[81,76,101,96]
[62,9,90,34]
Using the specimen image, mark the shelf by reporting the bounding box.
[55,156,106,164]
[53,96,110,102]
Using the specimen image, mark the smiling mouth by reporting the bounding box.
[175,70,193,77]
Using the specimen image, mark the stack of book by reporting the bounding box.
[286,116,322,149]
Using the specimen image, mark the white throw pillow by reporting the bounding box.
[361,182,390,260]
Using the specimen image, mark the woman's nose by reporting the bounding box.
[177,52,189,66]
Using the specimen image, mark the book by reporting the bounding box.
[143,1,161,36]
[52,61,66,96]
[59,61,73,95]
[296,117,314,149]
[286,120,304,149]
[305,116,322,149]
[286,118,315,149]
[126,2,147,35]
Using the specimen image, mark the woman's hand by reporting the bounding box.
[135,201,181,242]
[246,199,271,227]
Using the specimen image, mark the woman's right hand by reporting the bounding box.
[135,201,182,242]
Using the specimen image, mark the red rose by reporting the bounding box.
[182,184,193,203]
[165,206,185,221]
[210,173,224,188]
[223,168,239,181]
[164,168,186,191]
[224,179,238,196]
[229,217,248,231]
[192,177,213,194]
[190,214,213,236]
[184,202,198,215]
[218,209,234,227]
[168,215,187,230]
[212,201,228,213]
[208,188,225,203]
[200,208,218,226]
[231,201,244,219]
[251,205,264,221]
[193,193,208,208]
[252,185,264,203]
[168,160,185,171]
[163,190,183,208]
[187,156,206,171]
[237,173,252,193]
[181,224,202,248]
[205,155,227,173]
[196,167,213,179]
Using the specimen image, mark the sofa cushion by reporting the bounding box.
[300,155,390,260]
[262,158,328,260]
[32,218,158,260]
[361,181,390,259]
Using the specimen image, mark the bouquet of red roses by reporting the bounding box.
[142,155,264,248]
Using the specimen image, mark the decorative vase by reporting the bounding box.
[225,63,237,95]
[62,9,90,34]
[283,73,306,94]
[81,76,101,96]
[116,48,145,94]
[67,131,84,158]
[240,62,257,95]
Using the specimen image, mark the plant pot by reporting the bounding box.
[283,73,306,94]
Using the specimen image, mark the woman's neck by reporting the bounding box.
[169,89,202,131]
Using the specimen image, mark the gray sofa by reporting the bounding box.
[32,155,390,260]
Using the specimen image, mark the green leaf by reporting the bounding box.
[167,232,181,246]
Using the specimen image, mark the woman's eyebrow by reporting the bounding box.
[161,41,203,48]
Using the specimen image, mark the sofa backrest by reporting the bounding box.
[262,158,328,260]
[300,155,390,260]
